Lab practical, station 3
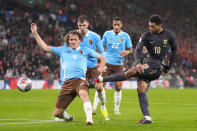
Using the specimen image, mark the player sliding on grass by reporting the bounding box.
[89,14,178,124]
[31,24,106,125]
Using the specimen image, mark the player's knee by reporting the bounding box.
[137,81,148,93]
[115,84,122,91]
[79,90,89,102]
[53,107,63,117]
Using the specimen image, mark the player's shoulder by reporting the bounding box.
[80,46,93,52]
[88,30,100,38]
[103,30,113,36]
[163,28,175,36]
[141,31,151,39]
[121,31,130,37]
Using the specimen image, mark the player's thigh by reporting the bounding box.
[74,79,89,99]
[55,93,76,109]
[55,79,78,109]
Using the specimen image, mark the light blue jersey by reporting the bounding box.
[50,46,99,85]
[102,30,132,65]
[80,30,105,68]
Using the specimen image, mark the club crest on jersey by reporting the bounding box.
[110,38,113,40]
[89,40,92,45]
[120,37,123,42]
[163,39,168,44]
[79,50,83,54]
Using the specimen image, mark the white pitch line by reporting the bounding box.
[0,118,38,121]
[107,101,197,106]
[0,120,54,126]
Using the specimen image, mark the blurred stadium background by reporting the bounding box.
[0,0,197,130]
[0,0,197,89]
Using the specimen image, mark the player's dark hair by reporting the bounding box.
[77,15,89,23]
[113,16,122,22]
[149,15,162,25]
[65,30,83,44]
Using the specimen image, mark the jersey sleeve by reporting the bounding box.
[125,33,132,49]
[87,48,99,59]
[50,46,64,56]
[101,32,107,47]
[134,34,146,64]
[95,34,105,56]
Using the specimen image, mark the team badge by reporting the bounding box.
[110,38,113,40]
[79,50,83,54]
[120,37,123,42]
[163,39,168,44]
[89,40,92,45]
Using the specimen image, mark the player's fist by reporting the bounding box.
[31,23,37,34]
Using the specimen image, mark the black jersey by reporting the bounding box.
[134,29,177,68]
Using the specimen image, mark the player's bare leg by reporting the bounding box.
[114,81,122,115]
[79,89,93,125]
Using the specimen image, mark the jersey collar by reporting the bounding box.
[69,46,81,51]
[84,30,89,37]
[113,30,122,35]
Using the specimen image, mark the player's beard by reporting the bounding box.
[79,30,85,36]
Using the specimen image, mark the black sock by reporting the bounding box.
[103,73,126,82]
[138,92,150,116]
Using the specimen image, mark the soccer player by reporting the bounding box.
[93,16,133,115]
[30,23,106,125]
[89,14,177,124]
[77,15,109,120]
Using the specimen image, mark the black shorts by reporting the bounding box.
[138,58,163,83]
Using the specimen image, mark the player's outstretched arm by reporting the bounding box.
[97,54,106,73]
[31,23,52,53]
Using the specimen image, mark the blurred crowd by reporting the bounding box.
[0,0,196,87]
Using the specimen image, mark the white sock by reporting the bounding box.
[114,90,122,112]
[63,111,70,119]
[98,88,106,110]
[83,101,93,121]
[93,90,99,111]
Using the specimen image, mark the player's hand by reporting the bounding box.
[120,50,130,56]
[136,63,144,74]
[31,23,37,34]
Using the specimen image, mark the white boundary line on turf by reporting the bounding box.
[0,120,54,125]
[107,101,197,106]
[0,119,38,121]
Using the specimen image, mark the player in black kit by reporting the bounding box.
[89,14,178,124]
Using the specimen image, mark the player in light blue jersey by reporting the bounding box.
[31,23,106,125]
[93,16,133,115]
[77,15,109,120]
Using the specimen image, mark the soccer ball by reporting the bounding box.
[17,77,32,92]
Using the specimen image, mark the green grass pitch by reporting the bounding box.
[0,88,197,131]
